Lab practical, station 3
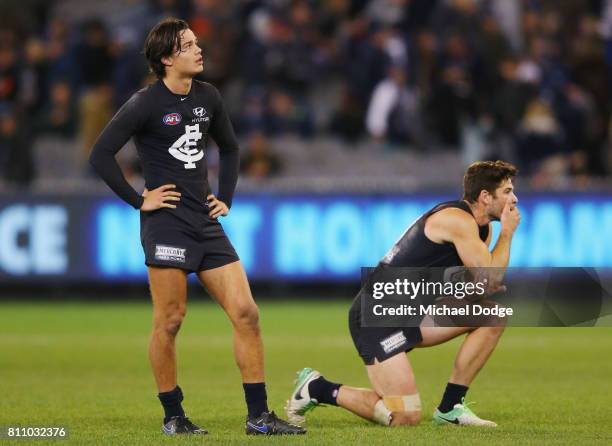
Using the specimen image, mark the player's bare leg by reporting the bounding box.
[148,266,207,434]
[451,325,505,385]
[198,261,305,435]
[148,266,188,392]
[197,261,264,383]
[286,354,422,427]
[418,324,505,385]
[365,353,422,426]
[418,325,504,426]
[334,386,380,420]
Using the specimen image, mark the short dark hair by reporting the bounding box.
[463,160,518,203]
[143,18,189,78]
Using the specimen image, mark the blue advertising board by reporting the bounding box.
[0,193,611,283]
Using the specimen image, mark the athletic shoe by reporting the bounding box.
[245,411,306,435]
[284,367,322,425]
[162,416,208,435]
[432,398,497,427]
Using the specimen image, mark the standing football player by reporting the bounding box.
[286,161,520,428]
[89,18,304,436]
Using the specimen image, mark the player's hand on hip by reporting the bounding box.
[207,194,228,219]
[500,199,521,235]
[140,184,181,211]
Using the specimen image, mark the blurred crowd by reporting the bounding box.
[1,0,611,189]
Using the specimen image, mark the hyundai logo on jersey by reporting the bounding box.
[162,113,182,125]
[193,107,206,117]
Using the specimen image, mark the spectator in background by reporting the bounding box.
[343,22,393,108]
[428,33,476,146]
[282,0,320,90]
[239,6,272,86]
[520,9,541,50]
[0,33,19,105]
[516,98,566,178]
[189,0,238,86]
[75,19,114,88]
[240,2,321,92]
[239,87,266,136]
[0,108,34,186]
[476,14,512,100]
[316,0,353,40]
[488,56,537,162]
[36,80,77,138]
[0,0,609,187]
[75,19,115,164]
[567,14,611,174]
[264,88,314,138]
[329,82,366,143]
[365,64,421,146]
[410,30,437,97]
[492,56,539,130]
[45,18,77,86]
[366,0,409,28]
[554,83,596,156]
[431,0,481,43]
[241,131,282,179]
[489,0,522,51]
[21,37,49,115]
[79,85,114,166]
[152,0,192,20]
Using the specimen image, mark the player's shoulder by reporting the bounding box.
[429,206,478,232]
[125,82,157,107]
[192,79,219,93]
[192,80,222,100]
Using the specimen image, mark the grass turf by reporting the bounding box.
[1,300,611,445]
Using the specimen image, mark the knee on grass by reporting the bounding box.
[391,410,422,426]
[373,394,422,427]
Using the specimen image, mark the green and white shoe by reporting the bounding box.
[284,368,321,426]
[432,398,497,427]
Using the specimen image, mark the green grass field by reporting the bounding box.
[1,300,611,445]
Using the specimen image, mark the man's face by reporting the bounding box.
[487,178,518,221]
[165,28,203,77]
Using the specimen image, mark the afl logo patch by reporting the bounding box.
[162,113,182,125]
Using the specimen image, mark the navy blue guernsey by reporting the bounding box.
[89,79,239,212]
[381,200,489,267]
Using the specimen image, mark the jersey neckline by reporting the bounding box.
[158,78,193,102]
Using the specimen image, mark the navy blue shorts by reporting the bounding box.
[348,294,423,365]
[140,208,239,273]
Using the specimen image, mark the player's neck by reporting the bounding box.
[465,200,490,226]
[162,75,193,96]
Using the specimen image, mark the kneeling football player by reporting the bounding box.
[286,161,520,428]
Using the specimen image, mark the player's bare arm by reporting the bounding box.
[427,204,520,269]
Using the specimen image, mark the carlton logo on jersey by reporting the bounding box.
[168,124,204,169]
[162,113,182,125]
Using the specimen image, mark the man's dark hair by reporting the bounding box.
[463,160,518,203]
[143,18,189,78]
